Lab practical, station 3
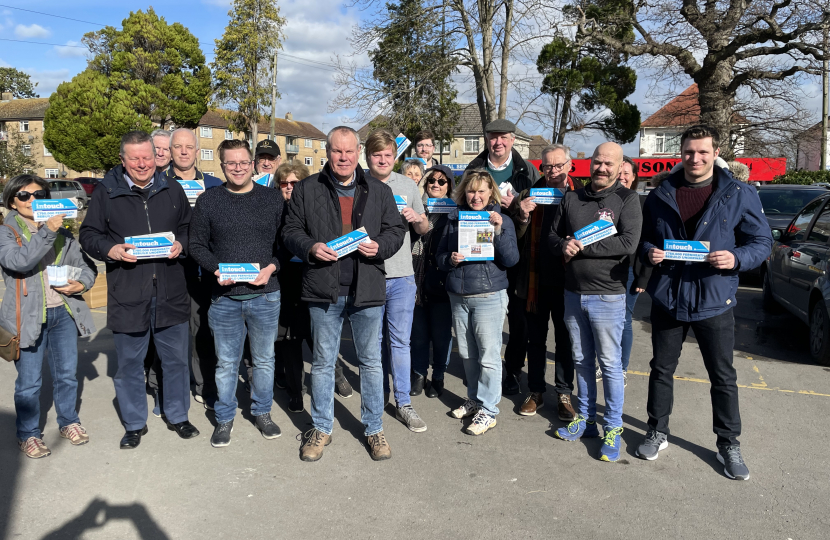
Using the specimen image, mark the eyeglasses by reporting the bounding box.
[416,143,434,149]
[14,190,48,202]
[279,181,299,188]
[542,161,571,172]
[427,177,447,186]
[222,161,252,169]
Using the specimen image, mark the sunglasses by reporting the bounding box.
[279,181,299,188]
[427,177,447,186]
[15,190,48,202]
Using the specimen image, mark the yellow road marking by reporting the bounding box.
[750,364,768,388]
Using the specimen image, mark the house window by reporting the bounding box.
[320,141,326,149]
[44,146,52,157]
[224,130,233,140]
[464,137,479,153]
[304,139,312,148]
[655,133,665,154]
[44,169,59,178]
[320,158,326,166]
[22,145,31,156]
[665,134,680,154]
[19,121,29,132]
[304,157,313,166]
[201,149,214,161]
[438,141,451,154]
[200,127,213,138]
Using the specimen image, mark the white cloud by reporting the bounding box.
[54,41,87,59]
[21,68,71,99]
[14,23,51,39]
[202,0,232,6]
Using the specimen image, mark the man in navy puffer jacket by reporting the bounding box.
[636,125,772,481]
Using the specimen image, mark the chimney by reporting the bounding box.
[577,151,585,159]
[0,92,12,102]
[285,112,293,120]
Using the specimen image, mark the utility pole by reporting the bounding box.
[269,50,278,141]
[822,23,828,171]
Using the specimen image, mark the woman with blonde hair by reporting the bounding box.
[436,169,519,435]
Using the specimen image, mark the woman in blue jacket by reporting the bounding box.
[436,169,519,435]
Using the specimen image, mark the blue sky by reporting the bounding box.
[0,0,823,159]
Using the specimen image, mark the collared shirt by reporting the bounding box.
[487,151,513,171]
[335,170,356,187]
[165,165,204,181]
[124,173,154,190]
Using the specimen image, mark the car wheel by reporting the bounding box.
[809,301,830,366]
[761,269,780,312]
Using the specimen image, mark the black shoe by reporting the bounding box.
[502,373,521,396]
[274,373,287,390]
[410,374,425,396]
[717,444,750,480]
[211,421,233,448]
[288,396,304,413]
[168,420,200,440]
[254,413,282,439]
[425,378,444,398]
[120,425,148,450]
[335,377,353,399]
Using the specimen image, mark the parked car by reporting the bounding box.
[73,177,99,196]
[762,191,830,365]
[48,180,88,209]
[757,184,830,235]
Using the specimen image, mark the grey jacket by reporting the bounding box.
[0,212,97,348]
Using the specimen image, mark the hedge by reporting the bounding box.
[773,170,830,185]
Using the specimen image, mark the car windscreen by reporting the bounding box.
[758,189,827,215]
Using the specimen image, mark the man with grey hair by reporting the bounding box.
[505,144,578,420]
[80,130,197,450]
[151,129,172,172]
[464,119,540,396]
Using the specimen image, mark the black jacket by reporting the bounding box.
[281,164,406,306]
[79,165,192,333]
[465,148,541,195]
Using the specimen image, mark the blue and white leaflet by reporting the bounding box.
[219,263,260,282]
[253,173,272,187]
[574,220,617,247]
[32,199,78,221]
[394,195,407,213]
[663,240,710,261]
[458,211,495,261]
[395,134,411,160]
[177,179,205,199]
[529,187,564,205]
[124,232,176,259]
[326,226,371,258]
[426,198,456,213]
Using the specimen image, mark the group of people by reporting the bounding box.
[1,119,771,480]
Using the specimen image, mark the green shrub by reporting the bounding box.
[773,170,830,185]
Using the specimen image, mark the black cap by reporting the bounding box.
[484,119,517,134]
[255,139,281,158]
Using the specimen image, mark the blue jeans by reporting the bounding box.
[564,291,625,428]
[308,296,384,436]
[621,267,639,372]
[379,276,417,406]
[208,292,281,424]
[449,290,508,417]
[411,302,453,381]
[14,307,80,441]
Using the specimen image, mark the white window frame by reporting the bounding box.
[320,141,326,149]
[464,137,479,153]
[304,139,313,148]
[22,144,31,156]
[665,134,680,154]
[320,158,326,166]
[43,146,52,157]
[200,127,213,139]
[224,130,233,140]
[655,133,665,154]
[19,121,29,132]
[304,157,313,166]
[201,149,214,161]
[438,141,451,154]
[44,168,59,179]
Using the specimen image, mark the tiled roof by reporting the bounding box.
[528,135,550,160]
[0,98,50,121]
[357,103,531,141]
[201,109,325,140]
[641,84,748,128]
[795,118,827,141]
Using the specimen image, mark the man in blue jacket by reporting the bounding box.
[637,125,772,480]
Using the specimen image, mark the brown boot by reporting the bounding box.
[367,431,391,461]
[519,392,544,416]
[557,393,575,422]
[300,428,331,462]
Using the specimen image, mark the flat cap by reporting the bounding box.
[255,139,281,157]
[484,119,517,134]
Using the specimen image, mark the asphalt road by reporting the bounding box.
[0,282,828,540]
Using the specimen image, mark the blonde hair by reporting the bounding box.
[452,169,501,207]
[364,129,397,159]
[275,162,310,183]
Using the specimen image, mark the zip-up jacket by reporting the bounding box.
[79,165,192,333]
[465,148,541,195]
[280,164,406,306]
[436,204,519,295]
[639,166,772,322]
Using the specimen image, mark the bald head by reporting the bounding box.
[590,142,624,191]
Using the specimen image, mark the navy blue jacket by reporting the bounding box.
[639,166,772,322]
[436,204,520,295]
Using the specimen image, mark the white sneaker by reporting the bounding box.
[595,367,603,382]
[465,410,497,435]
[451,398,480,419]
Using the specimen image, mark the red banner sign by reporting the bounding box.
[528,157,787,182]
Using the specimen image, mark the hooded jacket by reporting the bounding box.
[79,165,192,333]
[465,148,540,195]
[639,166,772,321]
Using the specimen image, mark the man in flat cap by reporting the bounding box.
[464,119,540,396]
[254,139,283,188]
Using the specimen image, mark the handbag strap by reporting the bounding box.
[3,224,24,344]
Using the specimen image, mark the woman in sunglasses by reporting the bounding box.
[0,174,97,458]
[410,165,455,397]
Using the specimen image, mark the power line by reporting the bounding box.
[0,4,106,26]
[0,37,86,48]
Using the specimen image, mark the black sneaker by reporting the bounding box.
[254,413,281,439]
[288,396,304,413]
[717,444,750,480]
[211,421,233,448]
[636,429,668,460]
[502,373,520,396]
[335,377,353,399]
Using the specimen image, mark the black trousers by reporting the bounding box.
[525,286,574,394]
[503,288,529,377]
[647,306,741,446]
[276,338,307,399]
[189,276,217,401]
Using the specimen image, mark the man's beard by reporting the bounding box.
[591,173,614,187]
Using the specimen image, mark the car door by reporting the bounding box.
[788,200,830,318]
[774,197,826,310]
[48,181,66,199]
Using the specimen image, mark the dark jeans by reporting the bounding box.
[525,286,574,394]
[503,288,528,377]
[411,302,453,381]
[189,275,217,402]
[647,306,741,446]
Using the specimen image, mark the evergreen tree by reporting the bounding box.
[0,68,38,99]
